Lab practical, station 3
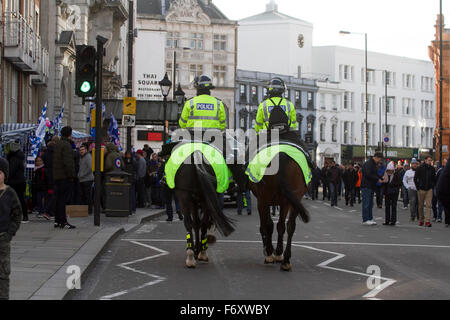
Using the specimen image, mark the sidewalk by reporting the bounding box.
[9,208,165,300]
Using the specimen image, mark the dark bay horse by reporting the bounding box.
[173,151,235,268]
[249,152,311,271]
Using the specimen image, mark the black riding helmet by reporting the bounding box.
[194,74,215,95]
[267,77,286,97]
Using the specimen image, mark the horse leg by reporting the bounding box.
[281,210,297,272]
[258,202,275,264]
[274,204,289,263]
[197,216,210,263]
[192,205,201,260]
[183,208,196,268]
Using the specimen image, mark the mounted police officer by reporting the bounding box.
[179,75,227,131]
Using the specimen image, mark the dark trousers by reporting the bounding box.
[162,186,180,219]
[54,179,73,225]
[355,187,361,203]
[80,181,93,215]
[345,187,355,206]
[9,183,27,220]
[151,185,162,207]
[385,192,399,224]
[46,189,56,217]
[0,240,10,300]
[35,191,47,214]
[329,182,338,206]
[362,188,374,222]
[237,190,252,214]
[445,207,450,225]
[401,186,409,207]
[375,185,383,207]
[72,178,81,205]
[130,183,136,213]
[136,178,146,208]
[322,181,329,200]
[311,182,319,200]
[432,193,438,219]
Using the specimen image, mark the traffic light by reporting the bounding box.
[76,45,96,97]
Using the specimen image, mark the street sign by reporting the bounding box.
[123,97,136,115]
[383,135,391,146]
[122,115,136,127]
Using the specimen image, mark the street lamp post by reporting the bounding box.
[175,83,186,122]
[159,73,172,145]
[340,30,368,160]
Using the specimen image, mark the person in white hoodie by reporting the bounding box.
[403,158,419,221]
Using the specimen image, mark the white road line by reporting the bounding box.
[335,207,343,211]
[99,241,169,300]
[311,206,319,209]
[293,244,397,299]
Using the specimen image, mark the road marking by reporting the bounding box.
[99,241,169,300]
[335,207,343,211]
[135,224,157,234]
[311,206,319,209]
[292,244,397,299]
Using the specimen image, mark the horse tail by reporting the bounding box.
[279,152,310,223]
[193,151,235,237]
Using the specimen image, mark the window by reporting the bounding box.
[239,84,246,102]
[403,98,414,115]
[385,97,395,114]
[263,87,268,98]
[189,33,204,50]
[214,34,227,51]
[189,64,203,83]
[286,89,291,100]
[166,63,179,83]
[320,123,326,142]
[332,95,337,110]
[384,71,396,87]
[403,74,415,89]
[340,64,354,81]
[307,92,314,109]
[362,68,376,84]
[213,65,226,87]
[421,100,434,119]
[332,124,337,142]
[421,76,433,92]
[344,92,353,110]
[320,93,325,109]
[251,86,258,104]
[361,94,375,112]
[295,91,301,107]
[166,32,180,48]
[343,121,350,144]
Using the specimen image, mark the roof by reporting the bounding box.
[239,9,312,26]
[137,0,229,20]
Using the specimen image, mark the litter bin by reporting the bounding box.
[104,170,131,217]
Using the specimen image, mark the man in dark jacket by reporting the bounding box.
[53,126,76,229]
[436,158,450,227]
[343,164,358,207]
[327,161,341,207]
[361,152,383,225]
[310,163,321,200]
[7,141,28,223]
[414,155,436,227]
[123,151,138,214]
[321,163,329,201]
[43,137,58,217]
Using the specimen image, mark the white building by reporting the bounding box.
[237,0,313,78]
[315,80,344,166]
[313,46,436,162]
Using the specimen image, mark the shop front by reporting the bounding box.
[341,145,419,165]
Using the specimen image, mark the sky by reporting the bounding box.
[213,0,449,61]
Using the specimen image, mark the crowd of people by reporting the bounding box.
[308,153,450,227]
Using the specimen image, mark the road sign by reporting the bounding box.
[122,115,136,127]
[123,97,136,115]
[383,135,391,146]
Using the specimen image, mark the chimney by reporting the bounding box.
[266,0,278,12]
[161,0,166,15]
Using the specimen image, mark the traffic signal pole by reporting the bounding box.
[94,36,108,227]
[127,0,134,152]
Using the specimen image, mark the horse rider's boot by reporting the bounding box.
[185,249,196,268]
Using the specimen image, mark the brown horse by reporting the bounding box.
[249,152,310,271]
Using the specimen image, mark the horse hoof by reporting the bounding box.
[280,263,292,272]
[198,251,209,262]
[274,255,284,263]
[186,249,196,268]
[207,235,216,245]
[264,256,275,264]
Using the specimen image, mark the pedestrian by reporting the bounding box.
[0,157,23,300]
[403,159,419,222]
[327,160,341,207]
[31,156,50,219]
[381,161,402,225]
[71,142,81,205]
[43,137,58,218]
[375,161,386,209]
[150,161,164,208]
[436,157,450,227]
[401,163,410,209]
[123,151,138,214]
[435,158,447,223]
[143,144,154,161]
[414,155,436,227]
[78,144,94,215]
[237,187,252,215]
[432,161,440,222]
[310,163,321,200]
[361,151,384,225]
[354,164,362,204]
[135,150,147,208]
[160,156,182,222]
[7,140,28,223]
[321,163,329,201]
[53,126,76,229]
[343,164,358,207]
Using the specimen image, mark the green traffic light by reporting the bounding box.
[80,81,92,93]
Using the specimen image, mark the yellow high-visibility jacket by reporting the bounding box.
[179,94,227,131]
[255,97,297,133]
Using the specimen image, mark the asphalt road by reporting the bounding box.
[69,196,450,300]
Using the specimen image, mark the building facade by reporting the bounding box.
[235,69,319,158]
[40,0,130,133]
[313,46,436,163]
[1,0,49,125]
[429,14,450,162]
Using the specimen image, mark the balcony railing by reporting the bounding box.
[3,11,43,74]
[31,46,49,86]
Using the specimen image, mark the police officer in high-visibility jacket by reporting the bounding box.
[255,77,297,133]
[179,75,227,131]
